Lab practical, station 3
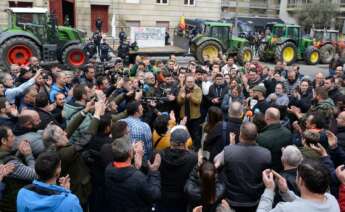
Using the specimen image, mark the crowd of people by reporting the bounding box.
[0,53,345,212]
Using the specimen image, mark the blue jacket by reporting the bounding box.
[17,180,82,212]
[49,84,69,103]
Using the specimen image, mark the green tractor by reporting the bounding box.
[258,23,320,65]
[190,22,253,65]
[0,7,87,69]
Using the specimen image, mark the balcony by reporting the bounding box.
[250,1,268,9]
[221,0,250,8]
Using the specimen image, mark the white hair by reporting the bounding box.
[281,145,303,167]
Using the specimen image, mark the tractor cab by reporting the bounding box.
[190,21,252,65]
[203,22,232,49]
[271,24,301,43]
[6,8,49,42]
[0,7,87,69]
[311,29,339,43]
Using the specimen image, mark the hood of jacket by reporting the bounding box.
[316,98,335,109]
[63,100,84,121]
[17,180,76,212]
[105,165,137,183]
[160,148,195,167]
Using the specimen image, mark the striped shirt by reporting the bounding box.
[121,116,153,160]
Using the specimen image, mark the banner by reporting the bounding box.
[130,27,165,48]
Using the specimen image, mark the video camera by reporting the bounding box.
[140,96,169,105]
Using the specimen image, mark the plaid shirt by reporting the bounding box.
[121,116,153,160]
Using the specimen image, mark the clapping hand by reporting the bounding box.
[18,140,32,156]
[59,174,70,190]
[262,169,275,190]
[0,163,15,182]
[148,154,161,171]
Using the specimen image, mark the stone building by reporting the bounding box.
[0,0,221,38]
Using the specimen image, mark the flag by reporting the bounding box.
[111,14,116,39]
[178,16,186,31]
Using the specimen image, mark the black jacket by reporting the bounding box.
[158,148,197,208]
[105,164,161,212]
[204,122,226,161]
[289,89,313,113]
[222,143,271,207]
[207,84,228,106]
[0,116,17,129]
[184,166,225,210]
[226,117,242,144]
[36,107,59,130]
[337,127,345,151]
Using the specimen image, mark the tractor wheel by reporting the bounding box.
[195,40,222,63]
[319,44,335,64]
[258,43,267,61]
[275,42,297,65]
[304,46,320,65]
[62,44,87,69]
[0,37,40,69]
[237,47,253,65]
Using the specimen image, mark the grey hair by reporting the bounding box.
[42,124,60,148]
[111,135,133,162]
[281,145,303,167]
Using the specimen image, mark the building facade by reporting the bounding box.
[0,0,221,38]
[221,0,281,19]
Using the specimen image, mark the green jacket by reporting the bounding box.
[63,102,93,144]
[309,98,335,120]
[257,123,292,172]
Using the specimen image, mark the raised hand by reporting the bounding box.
[59,174,71,190]
[18,140,32,156]
[262,169,275,190]
[0,163,15,181]
[148,154,161,172]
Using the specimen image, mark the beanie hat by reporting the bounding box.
[253,85,267,95]
[170,127,190,145]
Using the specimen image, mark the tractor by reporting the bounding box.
[310,29,345,64]
[0,7,87,70]
[258,23,320,65]
[189,22,253,65]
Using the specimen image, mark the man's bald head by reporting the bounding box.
[239,122,258,143]
[229,101,243,118]
[19,110,41,129]
[265,107,280,125]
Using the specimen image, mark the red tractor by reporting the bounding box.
[311,29,345,64]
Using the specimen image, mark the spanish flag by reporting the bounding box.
[178,16,186,31]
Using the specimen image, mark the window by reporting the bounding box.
[156,0,168,4]
[184,0,195,6]
[8,1,33,7]
[126,0,140,3]
[126,20,140,27]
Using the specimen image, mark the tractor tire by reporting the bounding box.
[195,40,222,63]
[319,44,335,64]
[62,44,87,69]
[0,37,40,69]
[237,46,253,66]
[304,46,320,65]
[275,42,297,65]
[258,43,267,62]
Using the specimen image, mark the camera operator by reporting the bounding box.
[84,38,96,59]
[29,57,41,73]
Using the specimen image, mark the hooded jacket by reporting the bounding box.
[105,164,161,212]
[17,180,82,212]
[63,100,93,144]
[158,148,197,207]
